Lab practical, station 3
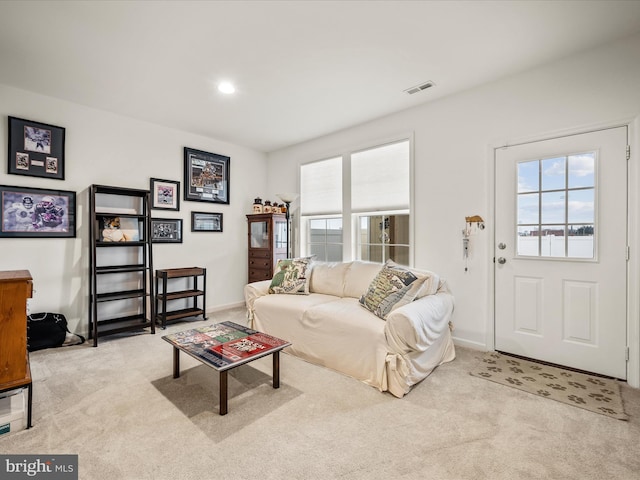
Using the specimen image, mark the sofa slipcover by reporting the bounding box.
[244,260,455,398]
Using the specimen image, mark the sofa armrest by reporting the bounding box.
[244,280,271,328]
[244,280,270,309]
[384,291,454,355]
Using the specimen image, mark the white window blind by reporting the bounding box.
[300,157,342,216]
[351,140,409,212]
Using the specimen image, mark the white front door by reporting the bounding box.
[494,126,628,379]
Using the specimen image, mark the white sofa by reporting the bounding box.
[244,260,455,398]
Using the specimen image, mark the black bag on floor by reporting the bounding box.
[27,312,85,352]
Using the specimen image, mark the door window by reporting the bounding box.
[516,152,596,259]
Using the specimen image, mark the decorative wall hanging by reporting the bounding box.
[8,116,66,180]
[191,211,223,232]
[151,218,183,243]
[150,178,180,211]
[0,184,76,238]
[183,147,230,204]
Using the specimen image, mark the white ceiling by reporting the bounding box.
[1,1,640,153]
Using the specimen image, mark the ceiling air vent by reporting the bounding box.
[404,80,435,95]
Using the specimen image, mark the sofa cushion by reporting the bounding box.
[269,257,314,294]
[309,261,350,297]
[253,296,389,390]
[253,291,340,326]
[343,261,383,298]
[359,260,434,319]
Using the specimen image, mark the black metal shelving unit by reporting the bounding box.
[88,184,155,346]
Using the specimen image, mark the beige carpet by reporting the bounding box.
[2,308,640,480]
[470,351,628,420]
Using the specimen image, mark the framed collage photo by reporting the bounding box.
[8,116,66,180]
[191,211,223,232]
[0,185,76,238]
[150,178,180,211]
[184,147,230,204]
[151,218,183,243]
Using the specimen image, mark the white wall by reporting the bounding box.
[2,32,639,381]
[0,84,267,336]
[266,33,640,355]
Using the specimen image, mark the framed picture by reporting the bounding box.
[191,211,223,232]
[184,147,230,204]
[8,116,66,180]
[151,218,183,243]
[150,178,180,211]
[98,216,140,242]
[0,185,76,238]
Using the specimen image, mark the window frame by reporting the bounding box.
[301,214,344,262]
[354,210,410,264]
[298,134,414,266]
[515,150,598,261]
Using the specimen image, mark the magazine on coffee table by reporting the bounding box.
[162,321,289,369]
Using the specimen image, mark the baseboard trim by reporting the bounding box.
[452,336,486,351]
[206,302,245,315]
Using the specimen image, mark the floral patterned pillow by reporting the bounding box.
[359,260,433,319]
[269,257,314,294]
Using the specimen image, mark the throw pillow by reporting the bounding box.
[269,257,314,295]
[359,260,433,319]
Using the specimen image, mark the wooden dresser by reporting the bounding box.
[0,269,33,429]
[246,213,287,283]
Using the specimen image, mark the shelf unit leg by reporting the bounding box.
[161,274,167,329]
[202,269,207,319]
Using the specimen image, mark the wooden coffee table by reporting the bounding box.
[162,321,291,415]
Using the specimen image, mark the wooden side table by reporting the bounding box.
[155,267,207,329]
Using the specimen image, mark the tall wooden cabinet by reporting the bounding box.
[0,270,33,429]
[88,185,154,346]
[246,213,287,283]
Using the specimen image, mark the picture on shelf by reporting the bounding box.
[150,178,180,211]
[99,216,140,242]
[0,185,76,238]
[151,218,183,243]
[8,116,66,180]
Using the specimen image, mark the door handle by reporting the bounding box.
[497,257,506,264]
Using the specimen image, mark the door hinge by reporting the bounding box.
[627,245,630,261]
[625,346,630,361]
[627,145,631,161]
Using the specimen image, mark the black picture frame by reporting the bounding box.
[0,184,76,238]
[151,218,183,243]
[191,211,223,232]
[150,178,180,211]
[183,147,230,204]
[8,116,66,180]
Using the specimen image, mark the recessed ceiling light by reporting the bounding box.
[218,82,236,94]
